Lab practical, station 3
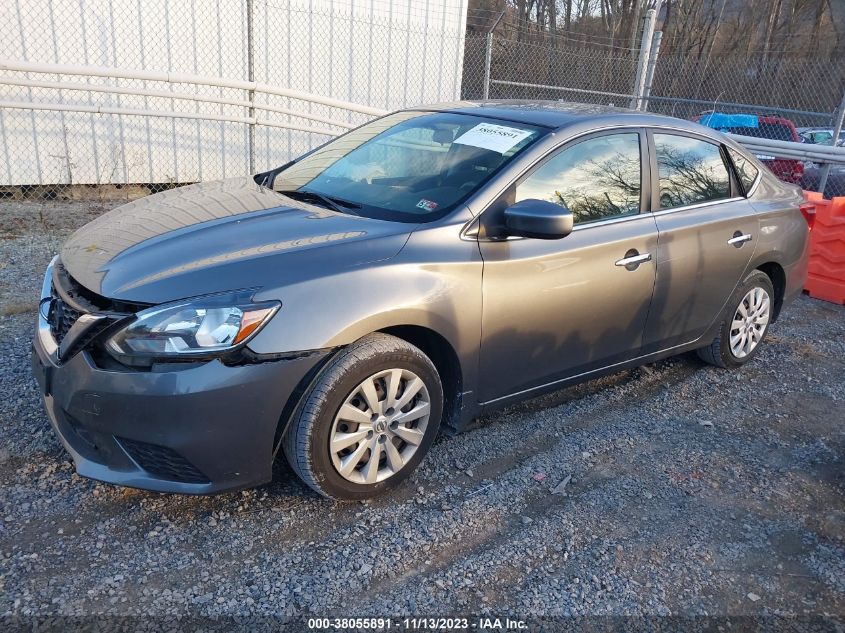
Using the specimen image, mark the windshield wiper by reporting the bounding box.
[278,189,360,216]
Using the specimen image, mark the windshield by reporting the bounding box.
[272,111,546,222]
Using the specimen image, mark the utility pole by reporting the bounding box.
[246,0,256,174]
[640,30,663,111]
[630,8,657,110]
[483,10,506,100]
[818,87,845,196]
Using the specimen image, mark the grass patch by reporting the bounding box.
[1,301,38,316]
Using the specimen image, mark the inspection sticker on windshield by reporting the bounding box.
[416,198,439,211]
[453,123,533,154]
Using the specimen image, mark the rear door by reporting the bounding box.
[642,130,758,353]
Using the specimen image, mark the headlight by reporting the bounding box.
[106,291,279,363]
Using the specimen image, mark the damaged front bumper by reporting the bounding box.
[31,257,327,494]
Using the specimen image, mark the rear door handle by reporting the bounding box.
[615,251,652,269]
[728,232,753,246]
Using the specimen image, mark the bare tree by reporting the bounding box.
[467,0,843,59]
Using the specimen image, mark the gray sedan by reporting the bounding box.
[32,101,809,499]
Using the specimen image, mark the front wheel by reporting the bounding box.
[283,333,443,500]
[697,269,774,368]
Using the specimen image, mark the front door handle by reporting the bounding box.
[615,250,652,270]
[728,232,753,247]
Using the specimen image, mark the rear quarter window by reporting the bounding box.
[727,147,760,195]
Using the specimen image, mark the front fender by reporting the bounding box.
[247,221,483,388]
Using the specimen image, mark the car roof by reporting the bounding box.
[414,99,709,134]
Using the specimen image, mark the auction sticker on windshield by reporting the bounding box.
[453,123,534,154]
[416,198,439,212]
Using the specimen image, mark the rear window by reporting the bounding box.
[724,123,795,142]
[727,147,760,195]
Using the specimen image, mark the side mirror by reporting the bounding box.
[504,199,574,240]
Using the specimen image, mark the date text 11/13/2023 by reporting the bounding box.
[306,616,528,630]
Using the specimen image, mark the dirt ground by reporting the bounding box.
[1,199,843,627]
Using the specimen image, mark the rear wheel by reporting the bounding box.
[283,333,443,500]
[697,270,774,368]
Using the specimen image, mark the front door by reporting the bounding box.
[478,131,658,403]
[642,131,758,353]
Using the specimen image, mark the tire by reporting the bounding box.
[283,333,443,500]
[697,269,775,369]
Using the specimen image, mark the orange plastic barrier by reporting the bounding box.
[803,191,845,304]
[800,190,820,230]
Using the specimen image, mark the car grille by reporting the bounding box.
[48,293,83,346]
[117,437,211,484]
[48,262,130,353]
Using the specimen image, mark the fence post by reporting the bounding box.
[818,86,845,196]
[483,11,505,100]
[246,0,256,174]
[483,32,493,100]
[630,8,657,110]
[640,30,662,112]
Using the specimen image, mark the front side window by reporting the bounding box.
[272,112,545,222]
[727,147,760,195]
[515,133,642,225]
[654,134,731,209]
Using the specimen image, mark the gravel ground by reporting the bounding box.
[1,200,844,624]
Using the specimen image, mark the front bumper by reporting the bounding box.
[32,260,327,494]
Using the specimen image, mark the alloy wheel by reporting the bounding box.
[329,368,431,484]
[729,286,771,359]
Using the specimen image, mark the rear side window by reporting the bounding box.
[727,147,760,195]
[654,134,731,210]
[515,133,642,225]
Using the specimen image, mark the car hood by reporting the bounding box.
[60,177,413,304]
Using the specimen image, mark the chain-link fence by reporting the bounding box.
[460,9,845,198]
[2,0,845,207]
[0,0,467,205]
[462,34,642,107]
[647,49,845,198]
[648,53,845,123]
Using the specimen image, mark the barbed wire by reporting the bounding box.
[257,0,466,39]
[465,6,647,43]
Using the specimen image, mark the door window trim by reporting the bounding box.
[645,128,742,214]
[571,209,656,231]
[743,170,762,197]
[650,195,745,218]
